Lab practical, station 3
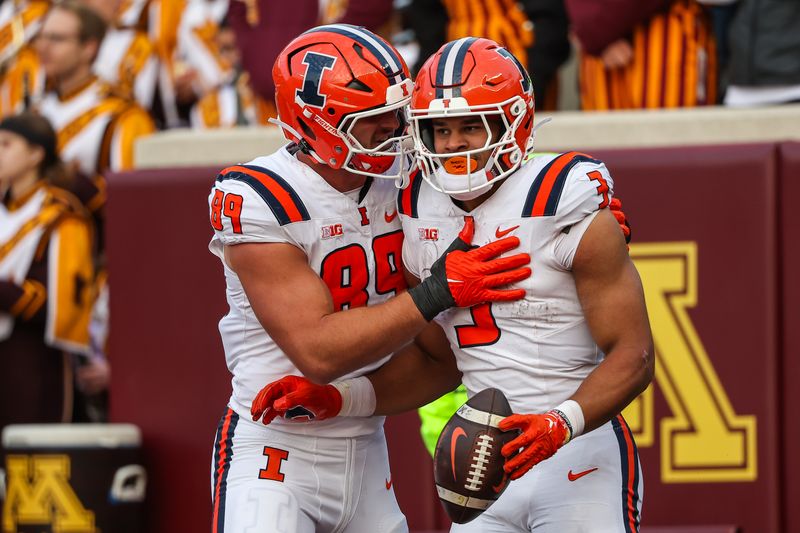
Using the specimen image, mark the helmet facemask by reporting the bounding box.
[410,95,530,200]
[336,96,416,187]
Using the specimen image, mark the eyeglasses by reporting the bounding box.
[35,32,81,44]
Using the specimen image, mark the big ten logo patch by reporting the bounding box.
[321,224,344,239]
[625,242,757,483]
[418,228,439,241]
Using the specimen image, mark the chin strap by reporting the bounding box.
[268,117,325,163]
[529,117,553,154]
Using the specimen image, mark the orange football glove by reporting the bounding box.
[499,410,571,480]
[408,217,531,320]
[251,375,342,425]
[609,197,631,244]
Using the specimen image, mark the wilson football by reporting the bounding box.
[433,388,519,524]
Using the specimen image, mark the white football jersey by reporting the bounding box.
[401,152,615,414]
[208,145,406,437]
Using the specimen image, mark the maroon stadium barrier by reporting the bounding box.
[779,142,800,533]
[106,143,794,533]
[589,144,780,532]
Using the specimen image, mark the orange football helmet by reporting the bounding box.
[410,37,535,198]
[272,24,414,184]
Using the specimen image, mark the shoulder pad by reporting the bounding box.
[215,164,310,226]
[521,151,605,218]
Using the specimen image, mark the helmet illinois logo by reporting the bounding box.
[295,51,337,108]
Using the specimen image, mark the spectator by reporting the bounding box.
[169,0,231,125]
[697,0,737,90]
[148,0,186,127]
[568,0,718,110]
[115,0,150,30]
[35,1,155,178]
[723,0,800,106]
[0,0,50,117]
[0,112,95,430]
[34,1,156,421]
[81,0,160,111]
[190,19,273,128]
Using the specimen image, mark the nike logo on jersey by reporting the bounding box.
[495,225,520,238]
[385,477,393,490]
[450,427,467,480]
[567,467,598,481]
[384,210,398,223]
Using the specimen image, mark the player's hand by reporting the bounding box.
[251,375,342,425]
[609,197,631,245]
[498,410,571,480]
[408,217,531,321]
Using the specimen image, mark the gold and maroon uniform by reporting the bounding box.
[0,183,94,428]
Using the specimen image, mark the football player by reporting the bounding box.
[252,37,653,532]
[207,26,533,533]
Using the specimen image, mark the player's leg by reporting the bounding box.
[526,415,643,532]
[209,408,316,533]
[341,428,408,533]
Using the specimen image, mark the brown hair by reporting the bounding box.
[52,0,107,46]
[0,111,72,186]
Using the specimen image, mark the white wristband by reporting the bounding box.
[332,376,376,417]
[552,399,585,443]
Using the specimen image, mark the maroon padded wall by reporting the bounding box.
[106,167,230,533]
[106,143,792,533]
[588,144,779,532]
[778,142,800,533]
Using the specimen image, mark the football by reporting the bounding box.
[433,388,519,524]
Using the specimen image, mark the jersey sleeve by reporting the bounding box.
[552,159,615,269]
[553,159,614,230]
[208,170,299,254]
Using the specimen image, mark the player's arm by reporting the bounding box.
[227,222,527,385]
[500,208,653,479]
[569,207,653,428]
[228,241,431,384]
[249,270,463,424]
[368,272,462,416]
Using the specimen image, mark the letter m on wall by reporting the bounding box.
[3,454,95,532]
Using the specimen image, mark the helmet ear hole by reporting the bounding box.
[297,118,316,140]
[346,79,372,92]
